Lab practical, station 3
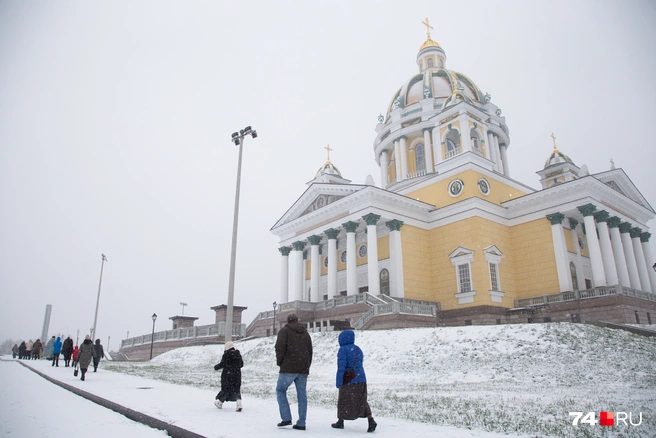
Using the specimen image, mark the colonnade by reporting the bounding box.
[277,215,405,303]
[379,126,510,188]
[547,204,655,293]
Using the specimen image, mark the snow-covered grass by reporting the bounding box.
[105,323,656,437]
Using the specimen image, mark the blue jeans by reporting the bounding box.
[276,373,308,426]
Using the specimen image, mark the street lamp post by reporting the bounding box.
[91,254,107,343]
[180,302,187,315]
[225,126,258,342]
[272,301,277,336]
[149,313,157,360]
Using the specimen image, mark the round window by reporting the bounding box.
[358,244,368,258]
[448,179,464,197]
[478,178,490,195]
[340,250,347,264]
[578,237,585,250]
[323,256,329,268]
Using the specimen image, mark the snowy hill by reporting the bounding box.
[105,323,656,437]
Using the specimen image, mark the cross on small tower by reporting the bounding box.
[550,132,558,151]
[422,17,433,39]
[324,144,332,162]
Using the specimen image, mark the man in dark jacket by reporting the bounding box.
[93,339,105,372]
[274,313,313,431]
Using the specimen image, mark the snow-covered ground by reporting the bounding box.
[2,323,655,437]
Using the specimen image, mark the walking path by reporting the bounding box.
[0,357,538,438]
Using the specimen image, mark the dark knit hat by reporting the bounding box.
[287,313,299,323]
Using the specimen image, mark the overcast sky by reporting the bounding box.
[1,0,655,349]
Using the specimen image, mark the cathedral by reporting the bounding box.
[249,21,656,335]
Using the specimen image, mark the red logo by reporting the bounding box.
[600,412,614,427]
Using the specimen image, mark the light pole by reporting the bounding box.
[180,302,187,315]
[149,313,157,360]
[225,126,258,342]
[91,254,107,343]
[272,301,277,336]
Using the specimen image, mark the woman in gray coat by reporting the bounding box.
[78,335,95,381]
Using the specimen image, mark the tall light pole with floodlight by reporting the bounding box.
[149,313,157,360]
[91,254,107,342]
[225,126,258,342]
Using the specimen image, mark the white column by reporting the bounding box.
[423,129,434,173]
[632,230,652,292]
[620,224,642,290]
[400,137,408,181]
[363,213,380,295]
[569,220,586,290]
[459,119,471,153]
[394,140,401,182]
[595,216,618,286]
[432,129,442,165]
[577,206,606,287]
[499,142,510,176]
[380,150,389,188]
[608,222,631,287]
[548,214,573,292]
[325,229,339,297]
[387,219,405,298]
[309,237,321,302]
[291,241,306,301]
[278,247,291,303]
[487,131,499,172]
[641,234,656,293]
[343,221,358,296]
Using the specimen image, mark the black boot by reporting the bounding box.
[331,419,344,429]
[367,417,377,433]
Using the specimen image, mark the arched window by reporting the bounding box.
[570,262,579,291]
[427,58,434,68]
[445,129,461,158]
[470,128,482,156]
[379,269,390,296]
[415,143,426,172]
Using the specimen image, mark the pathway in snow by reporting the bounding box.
[0,357,542,438]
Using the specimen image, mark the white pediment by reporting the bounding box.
[271,183,366,230]
[593,169,653,211]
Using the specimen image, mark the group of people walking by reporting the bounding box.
[14,339,43,360]
[213,313,377,433]
[12,335,106,382]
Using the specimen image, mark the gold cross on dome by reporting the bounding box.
[324,144,332,162]
[422,17,433,39]
[550,132,558,151]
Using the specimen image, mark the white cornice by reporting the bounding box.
[504,176,655,226]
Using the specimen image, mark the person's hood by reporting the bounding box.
[95,339,100,345]
[56,337,61,342]
[83,339,93,345]
[338,329,355,347]
[286,321,308,334]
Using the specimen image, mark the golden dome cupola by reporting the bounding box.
[417,18,446,72]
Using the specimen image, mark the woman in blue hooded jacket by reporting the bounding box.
[51,337,62,367]
[332,330,377,433]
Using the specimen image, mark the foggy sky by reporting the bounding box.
[1,0,654,349]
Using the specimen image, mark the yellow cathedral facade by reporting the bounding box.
[253,21,656,335]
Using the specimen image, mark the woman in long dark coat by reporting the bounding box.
[62,336,74,367]
[213,341,244,412]
[332,330,377,433]
[78,335,95,381]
